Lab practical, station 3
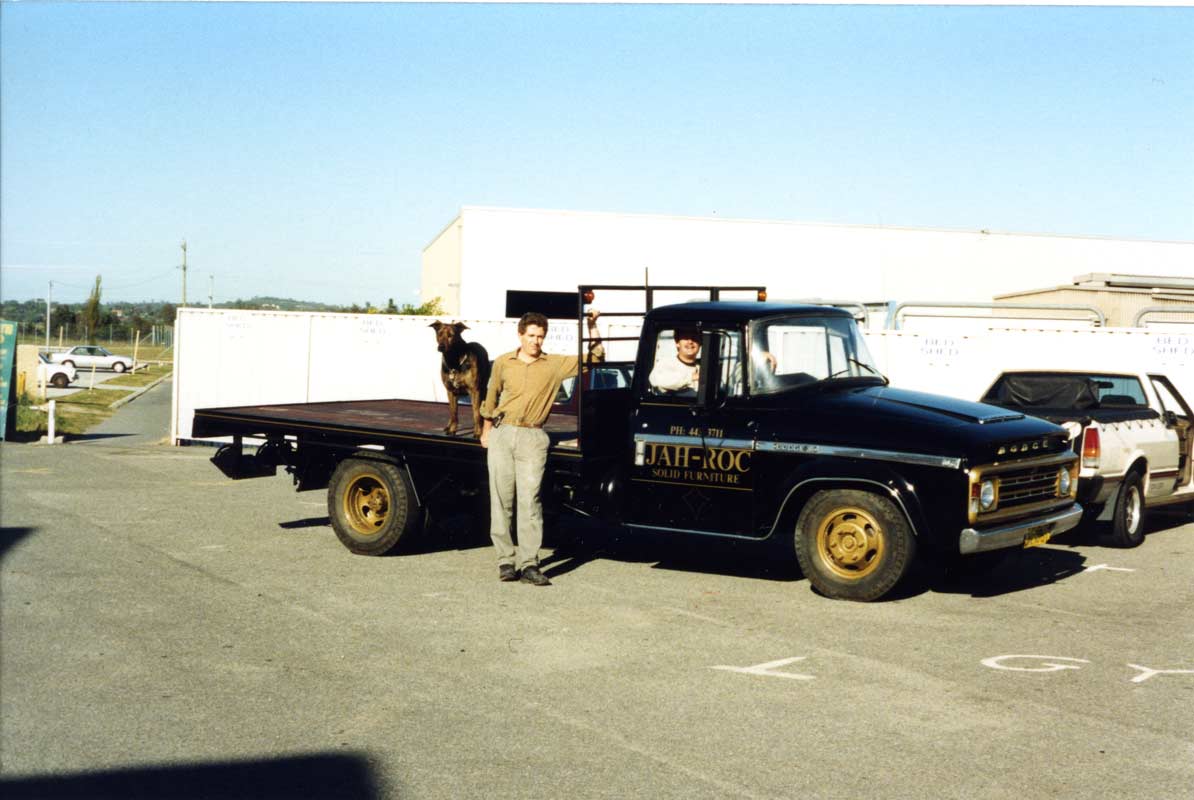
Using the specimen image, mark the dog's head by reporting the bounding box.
[430,320,468,353]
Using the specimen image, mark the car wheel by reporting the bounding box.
[327,458,421,555]
[1109,471,1146,548]
[51,373,70,389]
[113,362,127,373]
[794,489,916,601]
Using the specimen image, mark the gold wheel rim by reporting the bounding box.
[816,506,885,580]
[343,474,390,536]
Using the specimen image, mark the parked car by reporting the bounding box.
[37,354,77,389]
[49,345,134,373]
[980,370,1193,546]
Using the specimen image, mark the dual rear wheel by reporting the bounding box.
[327,458,421,555]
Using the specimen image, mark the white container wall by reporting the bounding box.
[174,307,1194,444]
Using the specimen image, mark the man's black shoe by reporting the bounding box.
[519,565,552,586]
[498,564,518,582]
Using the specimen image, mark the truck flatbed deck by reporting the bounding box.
[192,398,583,451]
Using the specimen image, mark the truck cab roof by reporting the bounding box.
[645,301,852,324]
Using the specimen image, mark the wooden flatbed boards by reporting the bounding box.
[192,398,582,451]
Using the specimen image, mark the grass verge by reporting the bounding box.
[104,363,172,388]
[14,370,172,437]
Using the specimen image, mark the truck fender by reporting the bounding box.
[764,460,929,543]
[356,449,423,509]
[294,445,421,508]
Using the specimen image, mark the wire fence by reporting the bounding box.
[16,322,175,349]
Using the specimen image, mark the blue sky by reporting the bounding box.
[2,2,1192,305]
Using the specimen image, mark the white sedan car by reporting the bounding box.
[37,354,77,388]
[50,345,134,373]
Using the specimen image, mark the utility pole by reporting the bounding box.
[208,274,214,309]
[46,280,53,351]
[179,239,188,307]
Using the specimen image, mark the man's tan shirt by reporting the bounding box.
[480,345,604,428]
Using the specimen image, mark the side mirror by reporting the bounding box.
[1163,410,1178,427]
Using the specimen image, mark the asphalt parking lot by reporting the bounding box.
[2,418,1192,799]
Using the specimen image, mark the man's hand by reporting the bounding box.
[480,419,492,449]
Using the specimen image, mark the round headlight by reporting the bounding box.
[980,480,997,511]
[1058,468,1071,495]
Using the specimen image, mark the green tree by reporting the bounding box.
[80,275,103,344]
[398,297,444,316]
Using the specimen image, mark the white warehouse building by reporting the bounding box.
[421,206,1194,320]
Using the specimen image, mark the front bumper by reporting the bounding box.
[959,504,1084,555]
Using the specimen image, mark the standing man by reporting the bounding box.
[480,310,603,585]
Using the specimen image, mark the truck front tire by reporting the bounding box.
[1109,471,1146,548]
[328,458,420,555]
[794,489,916,601]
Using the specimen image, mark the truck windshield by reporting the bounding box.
[749,315,882,395]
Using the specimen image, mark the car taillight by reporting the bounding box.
[1081,426,1100,469]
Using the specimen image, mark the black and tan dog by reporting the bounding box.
[429,321,490,437]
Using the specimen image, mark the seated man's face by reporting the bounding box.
[675,333,700,364]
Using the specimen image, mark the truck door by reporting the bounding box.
[627,325,758,536]
[1149,375,1193,491]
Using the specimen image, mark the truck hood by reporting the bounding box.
[751,384,1071,464]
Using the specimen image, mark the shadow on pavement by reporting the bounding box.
[0,752,383,800]
[278,516,331,530]
[68,432,136,442]
[930,546,1088,599]
[0,526,37,563]
[544,518,1101,601]
[541,520,800,583]
[276,510,490,555]
[1054,505,1194,549]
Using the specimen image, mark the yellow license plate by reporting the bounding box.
[1023,528,1052,548]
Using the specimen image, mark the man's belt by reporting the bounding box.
[492,414,543,429]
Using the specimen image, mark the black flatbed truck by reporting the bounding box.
[194,284,1084,601]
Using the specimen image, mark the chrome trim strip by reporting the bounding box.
[633,433,756,449]
[959,504,1084,554]
[756,440,962,470]
[625,522,763,541]
[972,451,1079,476]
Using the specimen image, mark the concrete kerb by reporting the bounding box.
[108,372,173,410]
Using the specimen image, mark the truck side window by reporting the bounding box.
[716,331,745,398]
[1151,377,1192,420]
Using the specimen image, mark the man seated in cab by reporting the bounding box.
[648,327,701,395]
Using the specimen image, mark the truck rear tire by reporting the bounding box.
[794,489,916,601]
[1109,471,1146,548]
[328,458,420,555]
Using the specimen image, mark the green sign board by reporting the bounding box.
[0,319,16,439]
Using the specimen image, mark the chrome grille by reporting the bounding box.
[999,466,1058,507]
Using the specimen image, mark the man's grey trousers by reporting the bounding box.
[487,424,550,569]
